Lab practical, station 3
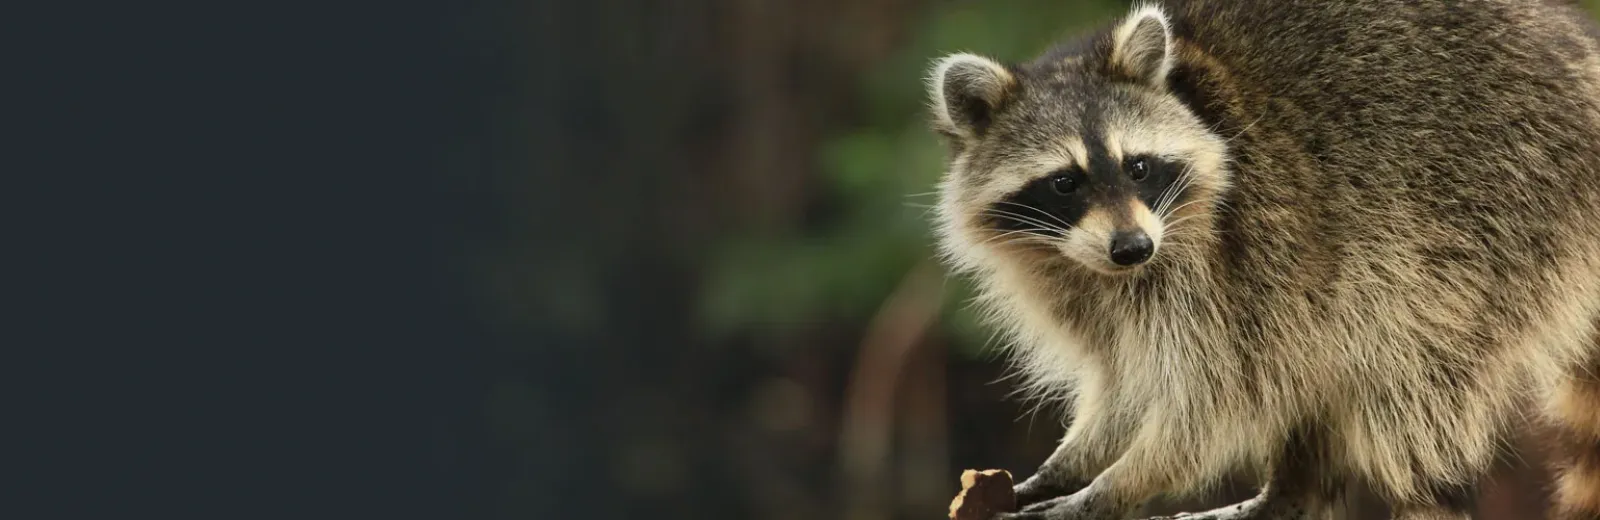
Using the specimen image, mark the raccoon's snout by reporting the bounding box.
[1109,230,1154,266]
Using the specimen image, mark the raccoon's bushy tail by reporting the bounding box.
[1549,349,1600,520]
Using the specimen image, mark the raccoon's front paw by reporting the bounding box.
[1013,474,1084,508]
[996,489,1116,520]
[1139,490,1299,520]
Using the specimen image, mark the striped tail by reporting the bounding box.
[1549,352,1600,520]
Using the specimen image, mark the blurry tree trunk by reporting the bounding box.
[838,263,943,520]
[899,333,951,512]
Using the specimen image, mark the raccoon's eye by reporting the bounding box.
[1128,157,1150,181]
[1050,173,1079,195]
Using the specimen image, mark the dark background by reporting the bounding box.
[21,1,1598,519]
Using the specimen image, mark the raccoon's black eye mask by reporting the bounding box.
[987,154,1186,234]
[990,168,1090,235]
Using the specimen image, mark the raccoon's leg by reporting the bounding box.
[1146,429,1345,520]
[998,420,1230,520]
[1015,399,1136,507]
[1547,351,1600,520]
[996,429,1175,520]
[1384,437,1495,520]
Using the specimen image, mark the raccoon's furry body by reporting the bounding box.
[925,1,1600,518]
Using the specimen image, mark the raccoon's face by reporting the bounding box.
[927,5,1228,276]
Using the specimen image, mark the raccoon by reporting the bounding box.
[925,1,1600,519]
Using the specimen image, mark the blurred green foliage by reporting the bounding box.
[701,0,1124,354]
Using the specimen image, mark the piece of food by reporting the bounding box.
[948,469,1018,520]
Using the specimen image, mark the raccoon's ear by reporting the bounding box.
[1108,4,1174,88]
[928,53,1017,139]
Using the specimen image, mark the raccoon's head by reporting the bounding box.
[927,5,1229,277]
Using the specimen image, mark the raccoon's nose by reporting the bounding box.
[1109,231,1154,266]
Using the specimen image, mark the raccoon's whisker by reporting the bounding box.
[1162,214,1207,231]
[994,200,1075,230]
[904,203,939,217]
[1160,225,1216,239]
[905,202,940,218]
[1160,199,1211,221]
[1166,165,1200,205]
[1159,225,1199,236]
[983,209,1062,230]
[980,216,1064,239]
[1223,113,1268,145]
[981,228,1057,246]
[982,208,1070,236]
[977,223,1067,250]
[993,203,1073,232]
[1159,185,1207,216]
[995,235,1065,250]
[1156,188,1187,222]
[1155,166,1197,217]
[1156,164,1200,218]
[1157,231,1212,247]
[999,235,1067,251]
[983,207,1060,227]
